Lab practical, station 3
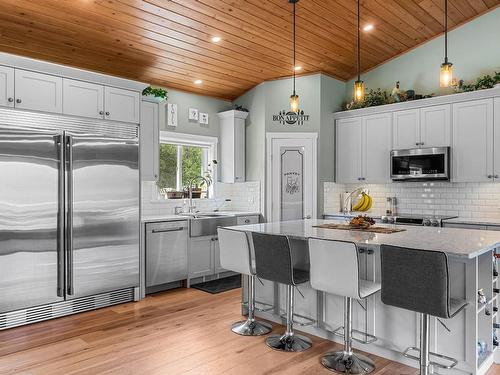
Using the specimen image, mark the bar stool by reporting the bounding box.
[217,228,272,336]
[252,232,312,352]
[380,245,468,375]
[308,238,380,374]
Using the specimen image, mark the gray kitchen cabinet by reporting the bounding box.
[140,100,160,181]
[146,221,188,288]
[15,69,62,113]
[0,65,14,108]
[63,79,104,119]
[213,237,226,274]
[104,86,140,123]
[188,236,214,278]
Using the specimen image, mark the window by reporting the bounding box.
[157,132,218,199]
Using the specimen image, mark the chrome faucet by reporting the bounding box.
[187,175,211,213]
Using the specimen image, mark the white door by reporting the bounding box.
[63,79,104,119]
[363,113,392,183]
[15,69,62,113]
[267,134,317,222]
[393,109,420,149]
[452,99,494,182]
[140,101,160,181]
[104,86,140,123]
[420,104,451,148]
[336,117,362,184]
[494,98,500,181]
[0,66,14,108]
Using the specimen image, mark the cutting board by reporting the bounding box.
[313,223,406,234]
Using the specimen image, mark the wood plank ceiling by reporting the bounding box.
[0,0,498,100]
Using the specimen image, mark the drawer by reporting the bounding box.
[237,215,260,225]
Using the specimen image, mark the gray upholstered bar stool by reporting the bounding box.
[217,228,272,336]
[308,238,380,374]
[380,245,468,375]
[252,232,312,352]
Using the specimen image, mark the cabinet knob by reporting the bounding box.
[495,175,499,179]
[244,219,250,224]
[105,111,110,116]
[488,175,494,179]
[16,98,21,104]
[7,97,13,102]
[99,111,104,115]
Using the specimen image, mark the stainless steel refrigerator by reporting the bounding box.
[0,108,139,328]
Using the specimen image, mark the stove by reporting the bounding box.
[380,214,457,227]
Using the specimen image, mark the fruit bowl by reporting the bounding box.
[349,215,375,229]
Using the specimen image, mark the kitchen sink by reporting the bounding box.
[188,213,237,237]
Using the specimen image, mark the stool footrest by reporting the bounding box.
[332,326,378,344]
[279,312,316,326]
[241,300,274,312]
[403,347,458,369]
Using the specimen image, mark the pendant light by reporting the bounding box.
[354,0,365,102]
[440,0,453,87]
[289,0,299,113]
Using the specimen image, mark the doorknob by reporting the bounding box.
[304,215,312,219]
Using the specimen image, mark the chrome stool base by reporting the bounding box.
[231,319,272,336]
[266,333,312,352]
[321,351,375,374]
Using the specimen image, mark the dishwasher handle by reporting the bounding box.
[151,227,185,234]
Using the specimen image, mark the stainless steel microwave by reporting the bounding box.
[391,147,450,181]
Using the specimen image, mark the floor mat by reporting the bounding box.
[192,275,241,294]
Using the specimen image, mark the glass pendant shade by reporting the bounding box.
[354,80,365,102]
[290,93,299,113]
[440,62,453,88]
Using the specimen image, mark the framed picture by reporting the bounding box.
[188,108,199,121]
[167,103,178,127]
[199,112,209,125]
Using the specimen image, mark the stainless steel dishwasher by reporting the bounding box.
[146,220,188,291]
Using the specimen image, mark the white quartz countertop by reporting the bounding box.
[443,217,500,226]
[228,219,500,259]
[141,211,261,223]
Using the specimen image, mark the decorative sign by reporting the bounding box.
[273,110,310,126]
[188,108,199,121]
[199,112,209,125]
[280,148,304,221]
[167,103,178,127]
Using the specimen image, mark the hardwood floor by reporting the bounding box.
[0,288,499,375]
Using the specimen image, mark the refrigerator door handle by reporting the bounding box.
[56,135,65,297]
[66,134,74,296]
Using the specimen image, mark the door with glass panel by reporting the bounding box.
[268,134,317,222]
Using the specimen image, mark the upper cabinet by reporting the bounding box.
[104,87,140,124]
[63,79,104,119]
[218,110,248,183]
[392,105,451,150]
[0,66,14,108]
[495,98,500,180]
[15,69,62,113]
[452,99,494,182]
[336,117,362,184]
[140,100,160,182]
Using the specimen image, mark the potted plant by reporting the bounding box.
[495,71,500,89]
[142,86,168,102]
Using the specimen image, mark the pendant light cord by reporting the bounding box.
[444,0,448,64]
[293,0,296,95]
[357,0,361,82]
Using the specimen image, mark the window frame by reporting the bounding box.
[159,131,218,198]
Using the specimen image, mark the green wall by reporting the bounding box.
[346,7,500,101]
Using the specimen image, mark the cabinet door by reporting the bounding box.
[236,215,260,225]
[188,237,214,278]
[0,66,14,108]
[213,238,226,274]
[15,69,62,113]
[392,109,420,149]
[104,86,140,123]
[420,105,451,148]
[140,101,159,181]
[362,113,392,183]
[494,98,500,180]
[452,99,494,182]
[63,79,104,119]
[336,117,362,183]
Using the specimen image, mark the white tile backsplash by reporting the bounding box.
[141,181,261,216]
[324,181,500,219]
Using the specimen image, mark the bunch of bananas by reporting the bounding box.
[352,192,372,212]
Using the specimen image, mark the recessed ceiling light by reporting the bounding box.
[294,66,302,71]
[194,79,203,85]
[363,24,374,32]
[211,36,222,43]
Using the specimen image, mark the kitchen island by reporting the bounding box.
[230,219,500,375]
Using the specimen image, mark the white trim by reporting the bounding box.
[333,87,500,120]
[265,132,318,221]
[0,52,147,92]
